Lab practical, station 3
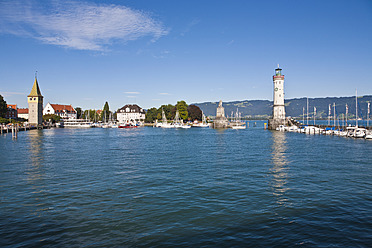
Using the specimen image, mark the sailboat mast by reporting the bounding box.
[307,97,309,125]
[328,104,331,126]
[333,103,336,127]
[302,107,305,124]
[356,89,358,128]
[368,102,370,127]
[346,104,348,127]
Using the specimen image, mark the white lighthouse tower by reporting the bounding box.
[268,65,286,129]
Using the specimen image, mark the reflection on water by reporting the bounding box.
[270,131,290,206]
[27,130,44,172]
[25,130,47,216]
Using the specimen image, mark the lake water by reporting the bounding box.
[1,122,371,247]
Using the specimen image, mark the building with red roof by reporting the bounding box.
[6,104,18,119]
[43,103,77,119]
[17,108,29,120]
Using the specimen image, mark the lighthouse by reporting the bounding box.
[268,65,287,129]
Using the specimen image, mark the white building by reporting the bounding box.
[17,108,29,120]
[43,103,77,119]
[117,104,145,123]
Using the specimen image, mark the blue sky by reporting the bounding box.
[1,0,371,111]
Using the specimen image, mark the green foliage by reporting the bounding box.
[187,105,202,121]
[0,117,10,124]
[0,95,7,118]
[43,114,61,123]
[75,107,82,119]
[0,117,22,124]
[82,109,98,121]
[160,104,176,120]
[102,101,110,121]
[176,101,188,120]
[145,107,159,123]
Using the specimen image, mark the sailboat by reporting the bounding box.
[348,89,366,138]
[193,111,209,127]
[231,108,246,129]
[102,111,111,128]
[157,109,173,128]
[173,110,190,129]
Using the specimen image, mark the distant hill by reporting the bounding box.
[194,95,372,119]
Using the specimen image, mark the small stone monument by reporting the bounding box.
[213,100,229,128]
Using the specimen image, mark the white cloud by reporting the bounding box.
[124,92,140,94]
[159,92,170,95]
[0,0,168,51]
[0,91,26,97]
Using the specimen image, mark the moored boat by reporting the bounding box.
[118,122,138,128]
[63,119,93,128]
[365,130,372,139]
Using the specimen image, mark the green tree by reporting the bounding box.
[43,114,61,123]
[75,107,82,119]
[159,104,175,120]
[102,101,110,121]
[176,100,188,121]
[187,104,202,121]
[0,95,7,118]
[145,107,159,123]
[82,109,97,121]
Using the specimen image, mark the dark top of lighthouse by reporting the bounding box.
[275,67,282,76]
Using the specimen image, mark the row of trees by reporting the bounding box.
[76,101,116,122]
[145,100,203,123]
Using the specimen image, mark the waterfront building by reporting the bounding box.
[43,103,77,119]
[17,108,29,120]
[268,66,287,130]
[213,100,229,128]
[27,76,43,126]
[5,104,17,119]
[117,104,145,123]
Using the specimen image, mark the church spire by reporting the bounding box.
[28,72,43,97]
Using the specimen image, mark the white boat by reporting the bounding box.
[172,110,190,128]
[232,125,246,129]
[56,121,64,128]
[157,109,174,128]
[288,126,299,132]
[192,112,209,127]
[347,126,366,138]
[354,128,366,138]
[276,125,287,131]
[63,119,93,128]
[101,123,111,128]
[230,108,246,129]
[339,130,348,137]
[365,130,372,139]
